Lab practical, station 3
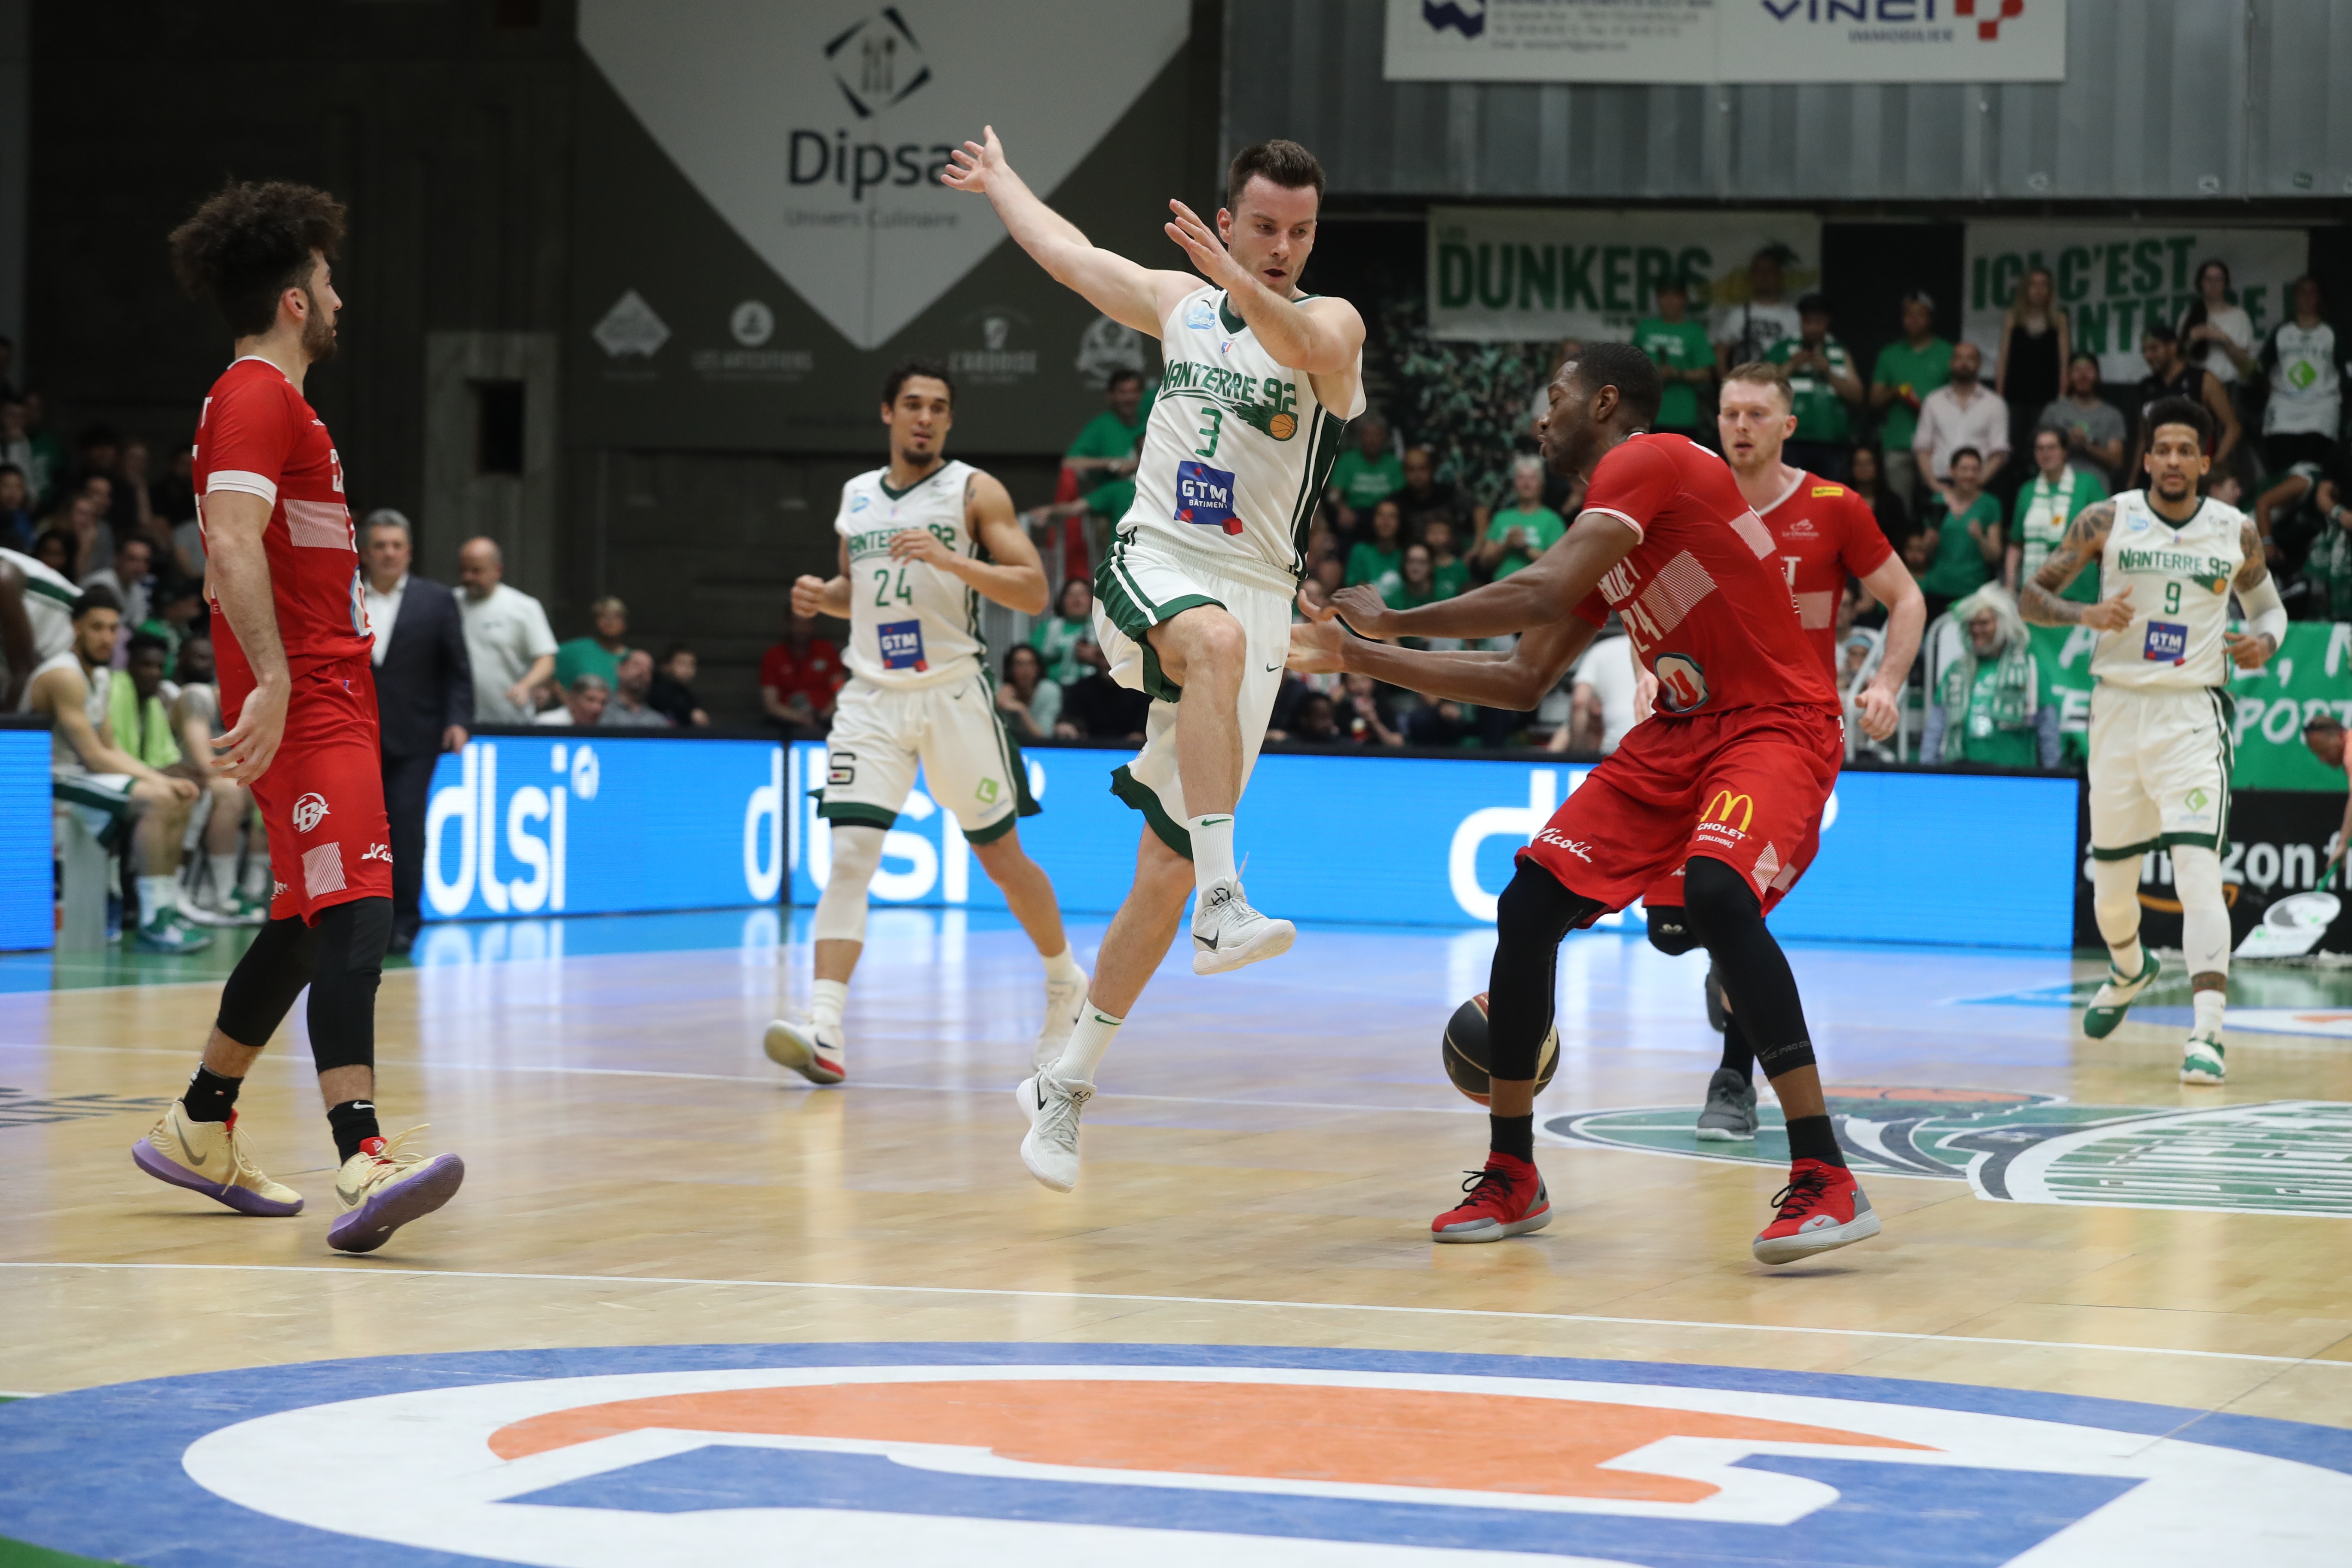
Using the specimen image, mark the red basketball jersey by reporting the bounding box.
[1755,469,1894,681]
[1573,433,1838,718]
[190,357,370,689]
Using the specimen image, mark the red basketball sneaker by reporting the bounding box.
[1430,1153,1551,1243]
[1752,1158,1881,1264]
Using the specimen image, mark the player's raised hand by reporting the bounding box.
[2223,629,2277,671]
[1855,681,1901,741]
[1164,200,1248,291]
[940,127,1008,194]
[1287,616,1347,675]
[1324,583,1398,639]
[212,679,288,785]
[2079,585,2134,631]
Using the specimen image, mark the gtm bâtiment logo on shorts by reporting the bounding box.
[291,793,331,834]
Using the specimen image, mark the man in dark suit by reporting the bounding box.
[360,509,473,954]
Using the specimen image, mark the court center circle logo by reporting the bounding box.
[290,792,330,833]
[0,1344,2342,1566]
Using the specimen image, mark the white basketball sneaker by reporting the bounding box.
[1191,878,1294,975]
[1035,971,1088,1074]
[2179,1030,2226,1084]
[765,1018,846,1085]
[1017,1070,1092,1192]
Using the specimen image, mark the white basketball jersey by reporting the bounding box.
[3,546,79,710]
[1122,285,1366,581]
[2089,490,2247,690]
[34,649,105,774]
[834,459,986,691]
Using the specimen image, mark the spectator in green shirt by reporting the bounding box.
[553,596,631,692]
[1064,368,1154,524]
[1766,294,1863,479]
[1388,541,1452,611]
[1922,584,2058,769]
[1346,498,1407,601]
[1870,290,1952,510]
[2006,428,2104,604]
[1325,412,1403,530]
[1421,515,1472,600]
[1634,276,1715,441]
[1916,446,2003,620]
[1028,577,1103,686]
[1473,456,1566,580]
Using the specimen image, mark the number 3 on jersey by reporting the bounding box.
[1193,405,1223,459]
[872,567,913,608]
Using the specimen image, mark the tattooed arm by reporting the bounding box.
[2018,498,2132,630]
[2224,517,2288,671]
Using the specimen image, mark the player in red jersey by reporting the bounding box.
[131,182,463,1254]
[1644,361,1924,1144]
[1292,343,1880,1264]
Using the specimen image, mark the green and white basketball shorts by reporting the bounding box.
[2086,683,2233,861]
[52,769,137,842]
[818,672,1038,844]
[1093,535,1295,860]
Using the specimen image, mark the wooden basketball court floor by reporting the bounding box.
[1,909,2348,1565]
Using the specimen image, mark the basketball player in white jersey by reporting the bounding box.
[945,130,1366,1191]
[2022,396,2285,1083]
[1,544,80,710]
[767,360,1088,1086]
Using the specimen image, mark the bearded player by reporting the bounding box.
[2022,397,2282,1084]
[1294,343,1877,1264]
[1647,361,1925,1141]
[132,182,463,1253]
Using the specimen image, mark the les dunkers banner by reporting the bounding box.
[1386,0,2066,84]
[569,1,1193,453]
[1963,222,2311,385]
[1427,207,1822,342]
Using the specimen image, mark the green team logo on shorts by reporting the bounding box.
[976,778,1000,804]
[1544,1088,2352,1217]
[2186,787,2211,811]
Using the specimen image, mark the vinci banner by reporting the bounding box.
[1963,221,2310,385]
[1427,207,1822,343]
[1387,1,2065,84]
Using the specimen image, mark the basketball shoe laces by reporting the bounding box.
[346,1126,436,1190]
[216,1111,273,1189]
[1768,1164,1838,1222]
[1457,1163,1523,1216]
[1034,1078,1092,1154]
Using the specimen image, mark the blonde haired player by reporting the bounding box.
[944,130,1366,1191]
[2022,395,2285,1083]
[766,360,1087,1085]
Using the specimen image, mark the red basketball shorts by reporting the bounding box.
[1518,703,1843,922]
[227,655,393,924]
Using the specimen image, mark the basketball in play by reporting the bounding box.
[1442,992,1559,1104]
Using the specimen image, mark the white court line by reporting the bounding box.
[3,1262,2345,1370]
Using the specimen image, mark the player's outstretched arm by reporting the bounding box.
[1312,511,1639,643]
[2019,499,2129,630]
[1289,609,1595,711]
[898,470,1050,616]
[0,563,34,712]
[2225,518,2288,671]
[1163,202,1364,379]
[203,489,291,783]
[943,127,1192,337]
[1856,556,1926,741]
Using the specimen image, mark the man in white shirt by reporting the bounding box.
[457,536,556,724]
[533,673,607,727]
[1913,340,2010,489]
[1711,245,1805,376]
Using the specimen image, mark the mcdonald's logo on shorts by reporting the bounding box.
[1703,790,1755,833]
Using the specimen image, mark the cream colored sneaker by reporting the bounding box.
[327,1127,465,1253]
[132,1101,303,1216]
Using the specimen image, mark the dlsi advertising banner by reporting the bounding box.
[1427,207,1822,342]
[1963,222,2311,385]
[1387,0,2065,84]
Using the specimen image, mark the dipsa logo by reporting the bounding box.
[2,1344,2345,1565]
[791,11,951,200]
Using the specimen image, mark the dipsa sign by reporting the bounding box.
[424,738,787,921]
[789,743,2080,949]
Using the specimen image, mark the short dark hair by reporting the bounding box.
[1950,446,1984,468]
[1902,289,1936,311]
[1655,273,1689,296]
[2306,712,2345,735]
[71,585,122,620]
[2141,319,2179,346]
[1106,367,1143,392]
[2144,395,2214,448]
[881,358,953,408]
[1561,341,1663,427]
[1795,293,1829,318]
[168,181,347,339]
[0,462,21,481]
[126,631,171,660]
[2069,349,2101,369]
[1225,139,1326,214]
[660,642,694,663]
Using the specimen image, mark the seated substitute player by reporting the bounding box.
[133,179,462,1252]
[945,130,1366,1192]
[1647,361,1925,1142]
[2,542,79,710]
[1294,343,1880,1264]
[768,360,1088,1085]
[2020,396,2283,1084]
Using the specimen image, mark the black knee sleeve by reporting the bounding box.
[1682,856,1816,1078]
[306,897,390,1076]
[1487,862,1608,1081]
[1645,903,1700,956]
[214,916,320,1047]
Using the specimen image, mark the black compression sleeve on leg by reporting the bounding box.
[1681,857,1816,1079]
[1718,1012,1757,1082]
[214,915,320,1048]
[1646,902,1700,956]
[1487,862,1608,1081]
[306,897,391,1076]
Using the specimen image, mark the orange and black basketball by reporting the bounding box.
[1442,992,1560,1105]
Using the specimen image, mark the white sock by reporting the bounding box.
[1042,945,1084,986]
[1188,814,1237,893]
[2106,938,2144,982]
[137,875,178,925]
[1054,1004,1122,1083]
[810,979,849,1030]
[2192,989,2225,1037]
[208,854,239,901]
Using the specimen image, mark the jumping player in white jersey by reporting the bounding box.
[945,130,1366,1192]
[1,543,80,710]
[767,360,1088,1086]
[2022,395,2285,1084]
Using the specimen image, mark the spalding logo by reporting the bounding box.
[291,793,330,834]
